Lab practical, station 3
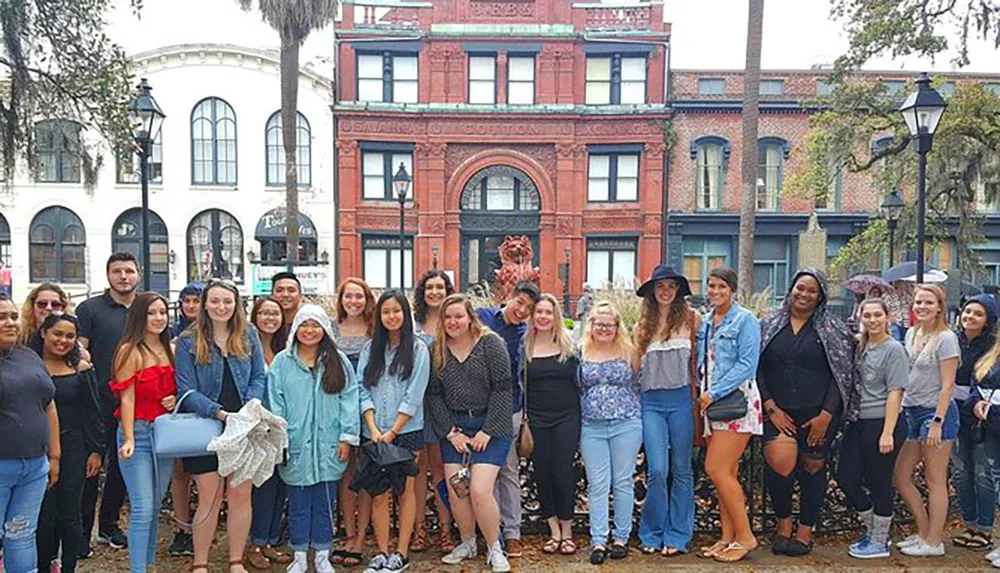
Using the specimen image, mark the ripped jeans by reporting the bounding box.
[0,456,49,573]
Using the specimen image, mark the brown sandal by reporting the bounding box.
[698,540,728,559]
[714,540,758,563]
[229,559,249,573]
[559,539,577,555]
[245,545,271,570]
[261,546,292,565]
[410,522,428,552]
[542,538,561,554]
[439,528,456,553]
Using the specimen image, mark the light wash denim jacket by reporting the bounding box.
[267,344,361,486]
[356,339,430,438]
[175,329,267,419]
[697,303,761,402]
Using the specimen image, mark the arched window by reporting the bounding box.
[34,120,82,183]
[191,97,237,185]
[690,136,731,211]
[187,209,244,283]
[460,165,541,211]
[0,212,10,268]
[757,136,790,211]
[30,206,86,283]
[266,111,311,187]
[112,208,170,293]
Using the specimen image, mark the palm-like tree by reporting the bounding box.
[238,0,338,264]
[737,0,764,294]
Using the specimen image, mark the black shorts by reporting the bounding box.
[763,405,838,458]
[182,454,219,475]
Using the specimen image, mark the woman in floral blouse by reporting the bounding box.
[578,301,642,565]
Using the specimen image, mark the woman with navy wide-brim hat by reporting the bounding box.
[633,264,700,556]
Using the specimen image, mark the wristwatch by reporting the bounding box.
[931,415,944,425]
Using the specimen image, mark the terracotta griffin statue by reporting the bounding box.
[492,235,540,303]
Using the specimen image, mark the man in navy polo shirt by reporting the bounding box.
[476,281,540,558]
[77,252,140,556]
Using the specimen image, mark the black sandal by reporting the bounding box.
[590,546,608,565]
[785,538,813,557]
[966,530,992,550]
[609,543,629,560]
[771,534,791,555]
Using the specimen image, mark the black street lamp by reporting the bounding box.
[899,72,947,283]
[393,163,412,290]
[880,189,905,268]
[127,78,165,292]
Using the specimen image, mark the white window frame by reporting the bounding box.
[588,153,640,202]
[468,55,497,105]
[507,55,535,104]
[361,148,414,200]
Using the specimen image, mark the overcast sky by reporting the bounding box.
[106,0,999,74]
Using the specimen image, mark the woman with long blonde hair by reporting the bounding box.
[894,284,960,557]
[523,294,579,555]
[579,301,642,564]
[19,283,71,346]
[970,322,1000,567]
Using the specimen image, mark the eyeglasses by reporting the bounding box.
[35,300,65,310]
[257,311,282,319]
[592,322,618,331]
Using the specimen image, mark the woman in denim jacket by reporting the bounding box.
[696,267,763,563]
[175,280,267,573]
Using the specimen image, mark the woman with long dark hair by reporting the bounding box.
[355,289,430,573]
[175,280,267,573]
[268,304,360,573]
[837,298,908,559]
[331,277,375,567]
[33,313,103,573]
[412,269,456,554]
[634,266,699,556]
[245,296,293,570]
[0,294,59,573]
[111,292,177,573]
[697,268,762,563]
[758,269,855,558]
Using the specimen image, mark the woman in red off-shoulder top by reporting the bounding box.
[110,293,177,573]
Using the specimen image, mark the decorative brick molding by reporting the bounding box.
[469,1,535,18]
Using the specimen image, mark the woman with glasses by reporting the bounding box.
[579,301,643,565]
[0,294,59,573]
[175,280,267,573]
[19,283,67,343]
[32,313,103,573]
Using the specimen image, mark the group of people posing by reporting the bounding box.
[2,252,1000,573]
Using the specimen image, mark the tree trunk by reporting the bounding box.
[737,0,764,296]
[280,33,300,266]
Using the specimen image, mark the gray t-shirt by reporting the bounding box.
[859,337,909,419]
[903,329,961,408]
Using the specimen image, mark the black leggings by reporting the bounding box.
[837,417,908,517]
[764,407,837,528]
[37,432,87,573]
[530,417,580,521]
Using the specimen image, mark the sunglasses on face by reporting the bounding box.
[35,300,65,310]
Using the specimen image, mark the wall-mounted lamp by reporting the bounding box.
[168,250,177,265]
[432,244,439,269]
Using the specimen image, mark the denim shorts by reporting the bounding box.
[904,401,959,442]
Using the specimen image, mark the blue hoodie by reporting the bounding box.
[957,294,998,393]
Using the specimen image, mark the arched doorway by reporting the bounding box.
[254,206,318,263]
[459,165,541,290]
[112,208,169,294]
[187,209,244,283]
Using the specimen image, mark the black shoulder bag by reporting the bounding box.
[704,317,749,422]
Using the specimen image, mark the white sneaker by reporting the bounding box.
[487,543,511,573]
[315,550,336,573]
[441,541,478,565]
[900,540,945,557]
[988,547,1000,561]
[992,555,1000,569]
[364,553,389,573]
[896,534,922,549]
[286,551,308,573]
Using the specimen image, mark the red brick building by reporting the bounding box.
[333,0,670,298]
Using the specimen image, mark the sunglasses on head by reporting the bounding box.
[207,278,238,289]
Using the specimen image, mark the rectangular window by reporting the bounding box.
[976,165,1000,212]
[360,145,414,200]
[987,83,1000,96]
[757,145,782,211]
[816,79,833,97]
[698,78,725,96]
[586,55,646,105]
[356,53,418,103]
[938,81,957,98]
[753,236,791,302]
[816,163,841,211]
[586,238,637,289]
[682,237,731,296]
[882,80,907,96]
[588,153,640,202]
[759,79,785,96]
[696,144,723,210]
[118,134,164,184]
[363,236,413,289]
[468,55,496,104]
[507,56,535,104]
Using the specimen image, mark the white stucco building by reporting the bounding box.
[0,43,335,303]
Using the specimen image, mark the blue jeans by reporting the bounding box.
[117,421,173,573]
[954,408,1000,532]
[0,456,49,573]
[286,481,337,551]
[580,418,643,548]
[638,388,695,551]
[251,473,288,546]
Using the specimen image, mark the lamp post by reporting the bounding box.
[393,163,412,290]
[562,246,571,315]
[127,78,166,292]
[899,72,947,283]
[880,189,905,268]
